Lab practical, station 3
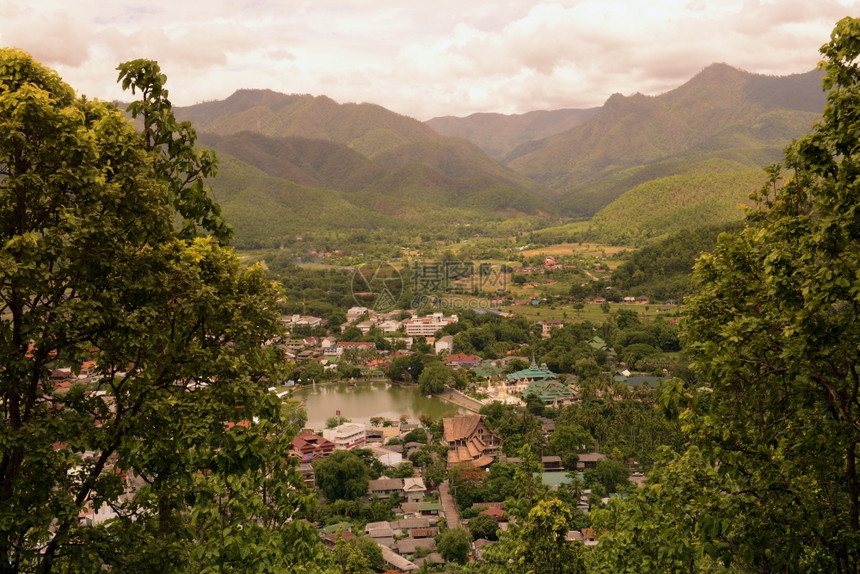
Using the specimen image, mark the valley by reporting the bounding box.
[5,28,856,571]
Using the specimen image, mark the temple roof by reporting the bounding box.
[506,360,557,383]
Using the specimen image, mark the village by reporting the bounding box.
[49,297,669,571]
[236,300,667,570]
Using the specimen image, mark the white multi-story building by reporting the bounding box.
[281,315,325,329]
[323,423,367,450]
[403,312,458,337]
[347,306,370,323]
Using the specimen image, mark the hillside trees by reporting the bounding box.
[682,17,860,571]
[594,17,860,572]
[611,221,745,300]
[481,499,586,574]
[0,51,327,572]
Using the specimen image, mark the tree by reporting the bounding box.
[0,51,329,572]
[449,464,488,509]
[326,415,352,429]
[332,535,371,574]
[423,460,448,488]
[505,444,548,520]
[591,458,631,494]
[403,427,428,443]
[313,450,370,502]
[340,325,363,342]
[614,309,640,330]
[468,512,500,541]
[387,353,424,382]
[437,527,472,565]
[391,462,416,478]
[504,358,529,374]
[418,361,456,395]
[524,393,546,416]
[589,447,724,574]
[296,358,326,384]
[483,499,586,574]
[549,424,594,469]
[628,17,860,572]
[332,535,382,574]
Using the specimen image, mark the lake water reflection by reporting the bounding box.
[292,381,466,430]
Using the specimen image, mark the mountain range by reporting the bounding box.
[173,63,826,248]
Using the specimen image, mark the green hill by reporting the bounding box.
[584,158,767,245]
[210,154,400,248]
[202,132,555,248]
[611,220,747,301]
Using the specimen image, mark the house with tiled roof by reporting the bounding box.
[380,545,419,571]
[290,433,336,462]
[480,506,507,522]
[365,521,395,547]
[445,353,481,368]
[403,477,427,503]
[368,478,405,499]
[391,516,433,531]
[576,452,607,470]
[395,536,436,557]
[442,414,500,468]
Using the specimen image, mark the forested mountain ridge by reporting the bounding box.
[201,131,558,248]
[426,108,599,159]
[177,65,826,248]
[176,90,548,194]
[503,64,825,219]
[174,91,558,247]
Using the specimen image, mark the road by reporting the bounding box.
[438,480,460,529]
[440,388,483,412]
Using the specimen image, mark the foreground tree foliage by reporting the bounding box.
[593,17,860,573]
[481,499,586,574]
[0,51,331,572]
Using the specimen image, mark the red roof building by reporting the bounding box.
[444,353,481,368]
[291,433,336,462]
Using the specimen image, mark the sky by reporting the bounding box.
[1,1,856,120]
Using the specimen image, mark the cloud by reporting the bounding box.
[380,0,846,117]
[0,5,92,66]
[1,0,852,118]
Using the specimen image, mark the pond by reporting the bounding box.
[291,381,467,430]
